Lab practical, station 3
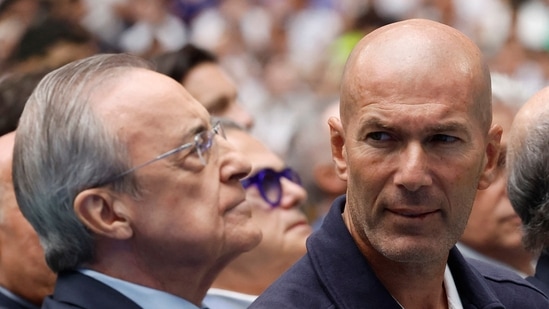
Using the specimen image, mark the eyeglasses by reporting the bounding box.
[109,121,225,182]
[241,167,301,207]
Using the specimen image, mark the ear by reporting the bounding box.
[328,116,348,181]
[477,124,503,190]
[73,189,133,240]
[313,163,347,194]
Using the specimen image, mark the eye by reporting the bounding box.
[366,132,393,141]
[431,134,459,143]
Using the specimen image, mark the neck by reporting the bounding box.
[343,212,449,309]
[89,240,231,307]
[211,250,294,295]
[368,253,449,309]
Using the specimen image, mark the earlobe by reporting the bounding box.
[74,189,133,240]
[478,124,503,190]
[328,117,348,181]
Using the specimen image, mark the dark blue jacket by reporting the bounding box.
[0,291,37,309]
[528,252,549,296]
[42,271,141,309]
[251,195,549,309]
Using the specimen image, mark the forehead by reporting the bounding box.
[183,63,237,108]
[93,69,210,152]
[226,130,283,171]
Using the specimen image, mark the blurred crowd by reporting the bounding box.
[1,0,549,196]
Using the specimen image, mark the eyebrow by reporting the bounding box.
[360,117,472,138]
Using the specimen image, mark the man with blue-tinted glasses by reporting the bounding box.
[12,54,262,309]
[203,119,312,309]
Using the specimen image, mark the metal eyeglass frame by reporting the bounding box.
[240,167,301,207]
[103,121,225,185]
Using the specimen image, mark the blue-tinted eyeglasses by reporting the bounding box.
[106,121,225,184]
[241,167,301,207]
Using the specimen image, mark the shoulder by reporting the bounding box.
[468,258,549,307]
[46,271,142,309]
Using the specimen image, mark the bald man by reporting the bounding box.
[251,19,548,309]
[0,132,56,308]
[507,87,549,295]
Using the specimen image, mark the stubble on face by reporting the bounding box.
[339,19,492,266]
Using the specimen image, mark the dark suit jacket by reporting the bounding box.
[251,195,549,309]
[42,271,142,309]
[528,252,549,296]
[0,291,37,309]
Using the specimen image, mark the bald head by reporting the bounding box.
[508,87,549,165]
[340,19,492,132]
[507,86,549,251]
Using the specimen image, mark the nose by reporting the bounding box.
[393,142,432,192]
[217,136,252,182]
[278,178,308,209]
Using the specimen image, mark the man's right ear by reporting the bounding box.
[328,117,348,182]
[73,189,133,240]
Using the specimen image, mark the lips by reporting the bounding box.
[387,209,440,218]
[286,218,311,232]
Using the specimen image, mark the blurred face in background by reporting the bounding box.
[183,63,254,129]
[460,102,526,258]
[0,132,56,305]
[219,128,310,293]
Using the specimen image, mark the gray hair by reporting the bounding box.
[12,53,153,272]
[507,114,549,253]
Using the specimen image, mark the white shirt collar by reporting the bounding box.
[444,264,464,309]
[391,264,463,309]
[78,268,203,309]
[203,288,257,309]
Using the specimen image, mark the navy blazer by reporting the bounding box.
[42,271,141,309]
[528,252,549,296]
[251,195,549,309]
[0,291,36,309]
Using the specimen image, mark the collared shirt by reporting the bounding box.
[78,269,204,309]
[203,288,257,309]
[445,264,464,309]
[0,286,39,309]
[391,265,463,309]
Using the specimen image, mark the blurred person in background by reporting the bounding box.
[286,98,346,229]
[153,44,254,129]
[117,0,187,58]
[2,17,98,75]
[0,132,56,308]
[203,119,311,309]
[0,68,49,136]
[458,72,535,277]
[507,84,549,295]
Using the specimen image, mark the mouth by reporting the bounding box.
[387,209,440,219]
[287,219,311,232]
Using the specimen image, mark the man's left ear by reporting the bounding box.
[73,189,133,240]
[478,124,503,190]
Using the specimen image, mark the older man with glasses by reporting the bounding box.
[12,54,262,309]
[203,119,311,309]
